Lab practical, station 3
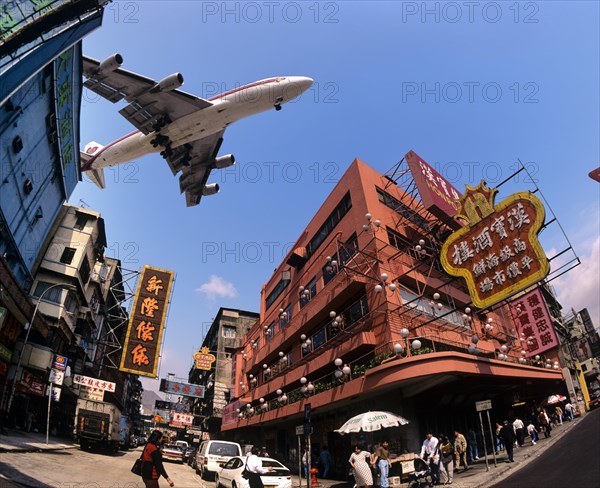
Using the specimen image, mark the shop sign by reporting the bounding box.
[52,354,68,371]
[73,374,116,392]
[170,412,193,426]
[509,288,559,357]
[21,371,45,397]
[441,182,549,309]
[193,346,216,371]
[80,386,104,401]
[0,343,12,363]
[159,379,205,399]
[120,266,175,378]
[155,400,190,412]
[405,150,463,226]
[48,369,64,386]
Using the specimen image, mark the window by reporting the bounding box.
[222,326,236,339]
[74,213,88,230]
[377,187,431,231]
[252,337,260,350]
[306,192,352,258]
[266,322,275,341]
[79,258,91,284]
[279,304,292,329]
[32,281,63,304]
[386,227,413,251]
[323,234,359,285]
[266,277,290,310]
[312,329,327,350]
[300,277,317,308]
[89,290,99,313]
[60,247,76,264]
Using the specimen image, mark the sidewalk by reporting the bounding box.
[0,427,79,453]
[290,417,581,488]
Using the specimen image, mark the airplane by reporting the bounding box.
[80,53,313,206]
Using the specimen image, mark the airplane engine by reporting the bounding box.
[213,154,235,169]
[202,183,220,196]
[98,53,123,74]
[151,73,184,93]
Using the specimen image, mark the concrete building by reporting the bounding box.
[221,158,565,476]
[188,307,259,436]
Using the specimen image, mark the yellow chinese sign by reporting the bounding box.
[193,346,216,371]
[119,266,174,377]
[440,181,549,309]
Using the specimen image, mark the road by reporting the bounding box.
[0,445,204,488]
[490,409,600,488]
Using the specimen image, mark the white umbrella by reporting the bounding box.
[335,411,409,434]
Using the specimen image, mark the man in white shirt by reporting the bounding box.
[420,433,440,485]
[246,447,272,488]
[512,418,525,446]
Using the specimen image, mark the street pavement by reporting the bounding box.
[0,413,591,487]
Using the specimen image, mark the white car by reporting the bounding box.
[215,456,292,488]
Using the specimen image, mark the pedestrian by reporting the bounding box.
[372,440,391,488]
[439,435,454,485]
[246,446,273,488]
[526,421,538,445]
[349,444,373,488]
[453,430,468,472]
[419,433,440,485]
[512,417,525,446]
[564,402,574,421]
[140,430,174,488]
[500,421,515,463]
[494,422,504,454]
[319,445,331,479]
[555,405,563,425]
[539,409,551,438]
[26,411,35,433]
[466,428,479,462]
[301,449,309,478]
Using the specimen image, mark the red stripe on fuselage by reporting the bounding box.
[81,129,139,171]
[208,78,281,101]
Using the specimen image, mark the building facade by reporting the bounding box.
[221,159,565,475]
[188,307,259,436]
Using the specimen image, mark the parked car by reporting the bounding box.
[187,447,198,468]
[183,446,196,463]
[176,440,189,450]
[195,440,242,480]
[215,456,292,488]
[162,444,185,463]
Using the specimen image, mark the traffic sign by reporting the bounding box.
[475,400,492,411]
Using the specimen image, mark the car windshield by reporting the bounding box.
[165,445,182,451]
[208,443,239,456]
[262,460,287,470]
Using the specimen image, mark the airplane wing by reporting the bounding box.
[82,55,213,134]
[177,131,226,207]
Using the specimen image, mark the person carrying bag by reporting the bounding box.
[135,430,174,488]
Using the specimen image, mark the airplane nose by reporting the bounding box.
[288,76,314,93]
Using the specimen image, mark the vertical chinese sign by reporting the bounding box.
[119,266,175,377]
[440,182,550,309]
[509,289,559,357]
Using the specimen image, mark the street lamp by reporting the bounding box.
[6,282,76,416]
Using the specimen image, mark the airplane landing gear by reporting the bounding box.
[151,134,170,147]
[274,104,282,111]
[152,115,172,132]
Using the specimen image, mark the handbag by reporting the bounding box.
[131,445,146,477]
[241,455,250,479]
[131,458,143,476]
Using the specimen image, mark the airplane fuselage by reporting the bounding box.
[83,76,312,171]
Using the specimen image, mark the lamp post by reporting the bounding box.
[6,283,75,421]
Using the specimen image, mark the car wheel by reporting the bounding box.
[215,475,222,488]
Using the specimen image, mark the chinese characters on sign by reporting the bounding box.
[155,400,191,413]
[73,374,116,392]
[193,346,216,371]
[119,266,174,377]
[159,379,205,399]
[509,289,559,357]
[405,150,463,227]
[440,182,549,309]
[169,412,193,427]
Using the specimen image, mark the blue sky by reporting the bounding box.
[71,1,600,393]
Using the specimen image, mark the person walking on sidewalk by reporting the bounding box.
[565,402,574,421]
[246,446,273,488]
[527,421,538,445]
[373,440,392,488]
[513,417,525,447]
[349,444,373,488]
[439,435,454,485]
[420,433,440,485]
[466,428,479,462]
[500,421,515,463]
[539,409,552,438]
[555,405,563,425]
[495,422,504,454]
[453,431,468,472]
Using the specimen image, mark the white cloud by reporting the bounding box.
[196,275,238,300]
[553,234,600,327]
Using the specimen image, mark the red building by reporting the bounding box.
[221,158,563,475]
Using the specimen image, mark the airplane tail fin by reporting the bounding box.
[80,141,106,189]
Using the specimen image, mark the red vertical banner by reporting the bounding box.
[509,288,559,357]
[119,266,174,377]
